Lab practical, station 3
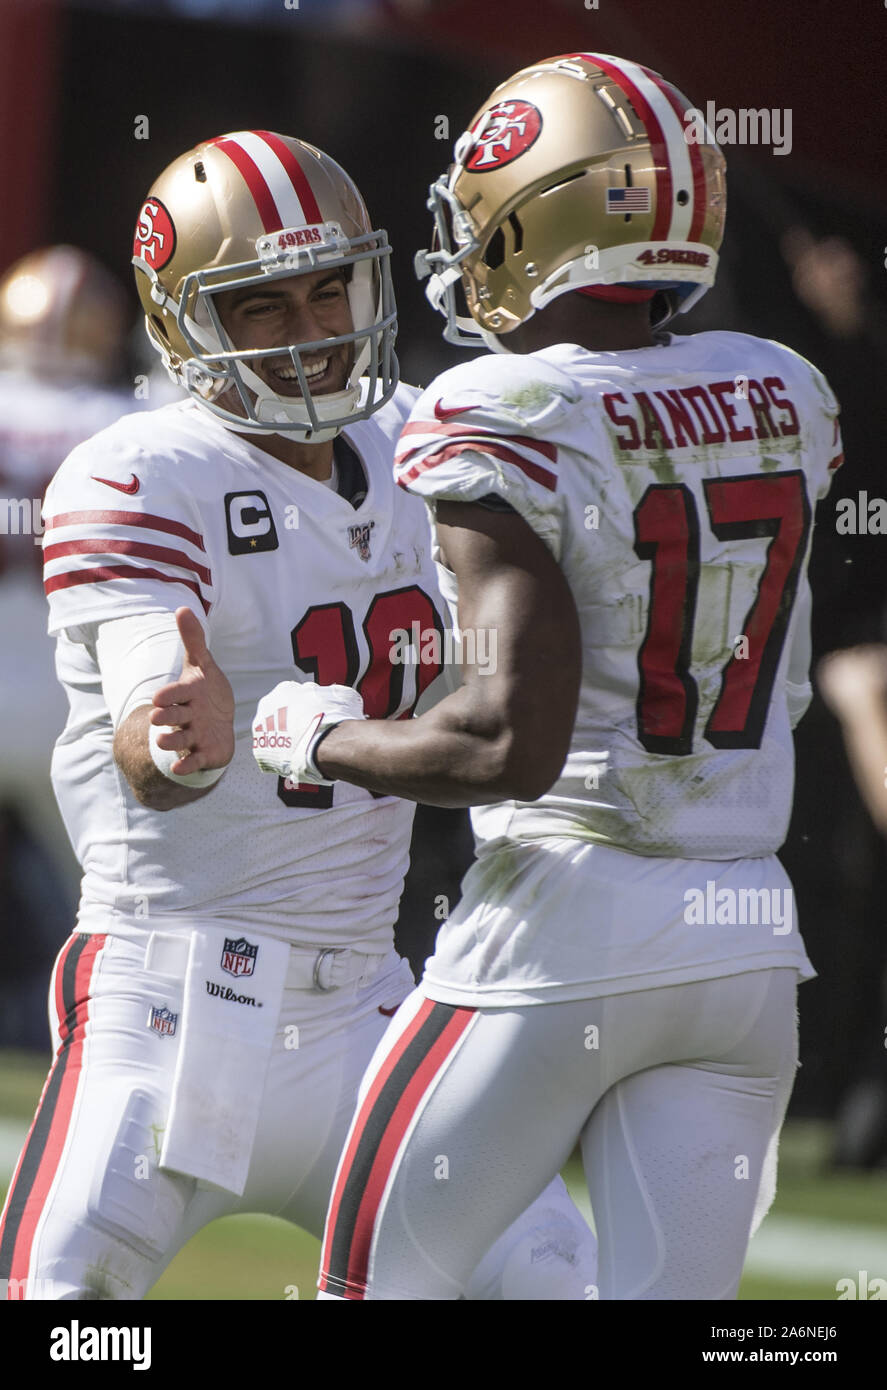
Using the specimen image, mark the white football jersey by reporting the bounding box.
[43,388,448,950]
[396,332,842,862]
[0,369,133,597]
[0,370,133,829]
[0,370,133,515]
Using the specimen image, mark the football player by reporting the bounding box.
[246,57,843,1299]
[818,645,887,837]
[0,247,132,900]
[0,131,597,1301]
[0,248,134,1050]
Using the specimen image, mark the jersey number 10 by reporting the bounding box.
[278,583,444,809]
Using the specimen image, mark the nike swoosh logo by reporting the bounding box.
[378,1004,400,1017]
[433,399,475,422]
[91,474,140,494]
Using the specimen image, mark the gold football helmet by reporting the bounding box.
[132,131,398,440]
[416,53,726,347]
[0,246,129,382]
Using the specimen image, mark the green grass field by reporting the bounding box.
[2,1048,886,1301]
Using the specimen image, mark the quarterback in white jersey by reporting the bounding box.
[0,131,596,1301]
[246,58,841,1299]
[43,392,437,943]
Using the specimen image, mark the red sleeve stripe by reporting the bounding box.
[46,510,206,552]
[44,538,212,586]
[44,565,211,614]
[398,440,558,492]
[394,436,557,471]
[828,453,844,472]
[399,419,558,462]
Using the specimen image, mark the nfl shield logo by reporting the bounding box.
[148,1005,178,1037]
[348,520,374,562]
[221,937,258,978]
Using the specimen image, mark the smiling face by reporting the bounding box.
[214,265,356,400]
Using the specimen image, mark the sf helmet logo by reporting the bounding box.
[466,101,543,171]
[133,198,176,271]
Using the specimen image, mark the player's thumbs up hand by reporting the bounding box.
[176,604,212,671]
[150,607,235,776]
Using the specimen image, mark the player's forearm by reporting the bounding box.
[834,696,887,838]
[113,707,217,811]
[317,689,556,808]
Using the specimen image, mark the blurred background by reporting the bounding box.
[1,0,886,1299]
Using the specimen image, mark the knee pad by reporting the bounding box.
[465,1178,599,1301]
[87,1086,195,1261]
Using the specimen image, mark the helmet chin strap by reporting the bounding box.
[236,359,362,437]
[189,387,351,445]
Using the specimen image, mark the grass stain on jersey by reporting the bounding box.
[82,1256,132,1301]
[500,382,574,415]
[641,427,680,485]
[150,1122,164,1159]
[647,448,678,485]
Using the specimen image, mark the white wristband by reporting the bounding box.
[148,720,226,789]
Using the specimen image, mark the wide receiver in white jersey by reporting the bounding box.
[243,57,843,1300]
[0,132,598,1300]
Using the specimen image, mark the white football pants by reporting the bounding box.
[319,968,798,1300]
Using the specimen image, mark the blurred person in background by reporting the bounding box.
[818,644,887,1169]
[0,246,134,1048]
[818,645,887,841]
[771,224,887,1161]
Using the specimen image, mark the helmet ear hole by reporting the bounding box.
[482,226,506,271]
[150,314,169,342]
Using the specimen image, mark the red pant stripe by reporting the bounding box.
[0,933,105,1295]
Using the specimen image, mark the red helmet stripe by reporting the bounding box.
[254,131,323,225]
[211,136,282,232]
[637,65,708,243]
[573,53,672,241]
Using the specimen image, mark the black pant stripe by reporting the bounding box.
[327,1001,459,1291]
